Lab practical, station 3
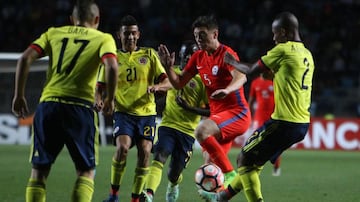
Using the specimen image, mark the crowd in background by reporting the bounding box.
[0,0,359,117]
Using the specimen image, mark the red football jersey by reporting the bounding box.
[183,44,249,115]
[249,76,275,125]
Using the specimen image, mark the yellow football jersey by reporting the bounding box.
[160,66,207,138]
[33,26,117,104]
[261,41,314,123]
[99,47,166,115]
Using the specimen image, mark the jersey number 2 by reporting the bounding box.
[57,38,89,74]
[301,58,310,90]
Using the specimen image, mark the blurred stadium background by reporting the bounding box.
[0,0,359,148]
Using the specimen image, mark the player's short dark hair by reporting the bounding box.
[120,15,138,27]
[74,0,96,23]
[274,12,299,31]
[192,15,218,31]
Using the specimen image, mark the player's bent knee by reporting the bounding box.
[195,119,219,142]
[77,169,96,179]
[115,144,131,160]
[154,151,169,164]
[195,131,207,142]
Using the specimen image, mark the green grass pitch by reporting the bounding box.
[1,145,359,202]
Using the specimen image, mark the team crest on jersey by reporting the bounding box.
[212,65,219,75]
[138,57,148,65]
[188,80,196,88]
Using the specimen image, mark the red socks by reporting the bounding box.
[200,136,233,173]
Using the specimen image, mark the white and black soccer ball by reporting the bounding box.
[195,163,224,192]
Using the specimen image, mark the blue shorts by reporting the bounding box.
[113,112,156,144]
[242,119,309,166]
[154,126,195,169]
[31,101,99,171]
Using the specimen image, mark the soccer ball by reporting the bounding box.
[195,163,224,192]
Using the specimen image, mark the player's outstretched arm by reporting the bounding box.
[94,84,105,112]
[148,77,172,93]
[12,47,39,118]
[176,96,210,117]
[158,44,193,89]
[224,52,263,76]
[102,56,118,116]
[224,52,251,74]
[158,44,179,87]
[158,44,175,70]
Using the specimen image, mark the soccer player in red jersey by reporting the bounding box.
[158,15,251,187]
[199,11,314,202]
[248,73,275,130]
[248,73,281,176]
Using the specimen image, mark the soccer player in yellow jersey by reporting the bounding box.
[199,12,315,202]
[142,41,209,202]
[99,15,169,202]
[11,1,118,202]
